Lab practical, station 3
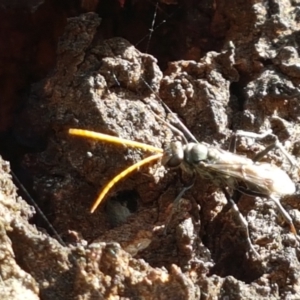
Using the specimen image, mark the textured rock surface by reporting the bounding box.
[1,1,300,299]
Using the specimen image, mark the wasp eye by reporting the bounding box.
[162,141,184,168]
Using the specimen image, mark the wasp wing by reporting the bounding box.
[201,150,295,197]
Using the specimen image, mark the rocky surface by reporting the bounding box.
[1,1,300,299]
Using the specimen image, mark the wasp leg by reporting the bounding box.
[235,129,272,140]
[222,188,260,257]
[252,139,296,167]
[238,187,299,241]
[229,130,274,154]
[235,130,297,167]
[228,132,237,153]
[270,195,299,241]
[164,176,195,234]
[229,130,279,156]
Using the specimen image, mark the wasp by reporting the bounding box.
[69,123,297,257]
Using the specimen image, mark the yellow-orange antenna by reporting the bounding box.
[90,153,163,213]
[69,129,163,153]
[68,128,164,213]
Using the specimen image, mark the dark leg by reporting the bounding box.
[228,132,237,153]
[270,195,298,238]
[222,188,260,257]
[164,175,196,234]
[235,130,297,166]
[235,130,298,239]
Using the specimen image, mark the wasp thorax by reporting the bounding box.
[162,141,184,168]
[206,148,221,163]
[184,143,208,164]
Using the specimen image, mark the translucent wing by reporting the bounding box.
[201,150,295,196]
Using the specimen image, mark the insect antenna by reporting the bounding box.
[150,111,189,144]
[91,153,163,213]
[69,129,163,153]
[69,129,164,212]
[134,3,182,52]
[145,1,158,54]
[11,169,66,247]
[139,78,199,144]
